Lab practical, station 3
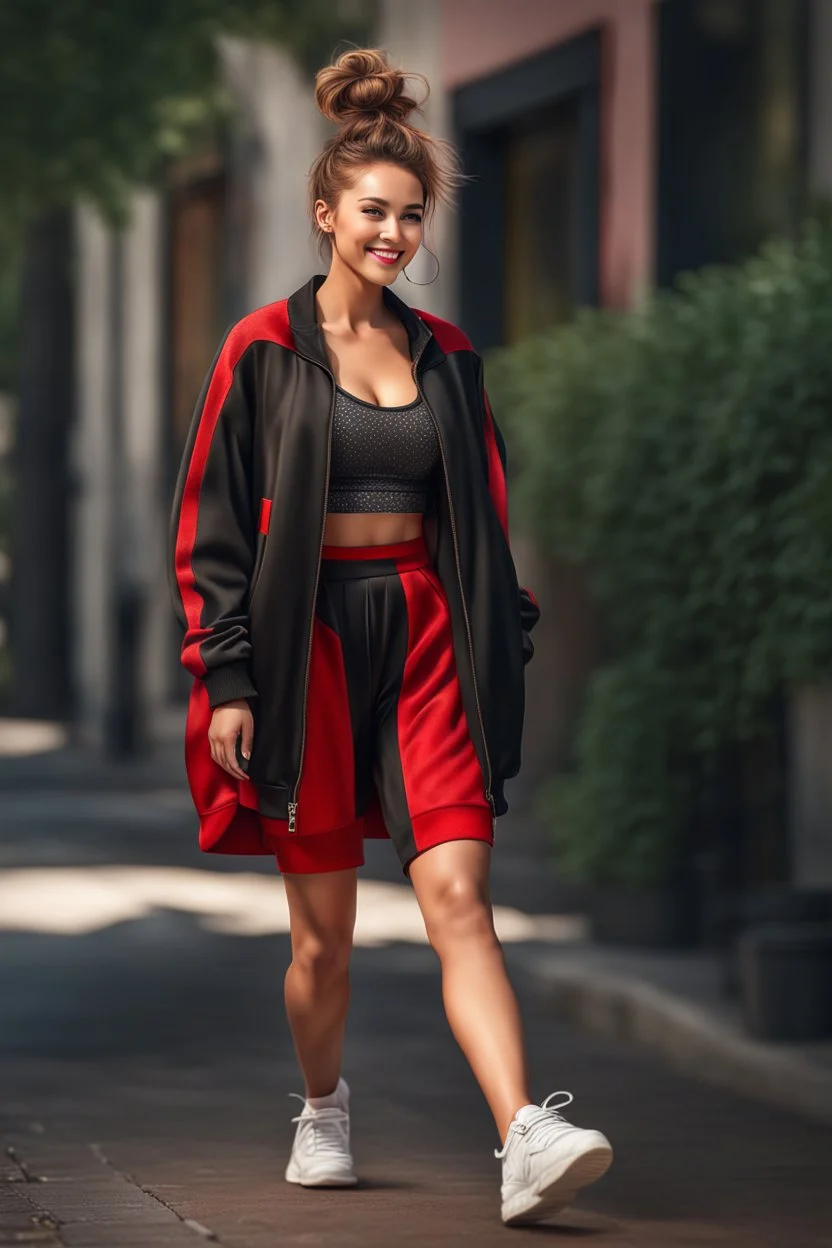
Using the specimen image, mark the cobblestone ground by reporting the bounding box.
[0,783,828,1247]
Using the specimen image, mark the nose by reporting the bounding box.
[378,216,403,244]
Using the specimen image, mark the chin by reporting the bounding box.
[360,263,402,286]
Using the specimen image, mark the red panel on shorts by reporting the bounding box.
[260,615,355,840]
[396,563,491,853]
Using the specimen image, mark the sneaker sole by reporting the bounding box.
[502,1142,613,1226]
[285,1165,358,1188]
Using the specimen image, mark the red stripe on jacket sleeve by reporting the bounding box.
[171,303,291,681]
[482,379,541,651]
[483,389,509,543]
[174,345,236,678]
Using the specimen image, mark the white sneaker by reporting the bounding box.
[284,1076,357,1187]
[495,1090,613,1226]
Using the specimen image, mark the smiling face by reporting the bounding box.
[315,162,425,284]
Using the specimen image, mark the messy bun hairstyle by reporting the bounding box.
[308,48,467,256]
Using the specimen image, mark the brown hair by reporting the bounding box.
[308,47,468,256]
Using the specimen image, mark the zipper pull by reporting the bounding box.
[287,802,297,834]
[486,789,497,835]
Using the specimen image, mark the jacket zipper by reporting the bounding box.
[286,354,336,834]
[410,347,496,831]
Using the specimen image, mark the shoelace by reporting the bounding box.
[288,1092,350,1159]
[494,1089,575,1159]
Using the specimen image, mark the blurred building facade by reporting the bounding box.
[66,0,831,880]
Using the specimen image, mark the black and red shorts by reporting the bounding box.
[270,532,494,876]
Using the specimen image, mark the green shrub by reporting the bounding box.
[487,218,832,885]
[534,658,691,888]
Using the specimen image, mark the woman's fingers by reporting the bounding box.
[208,707,254,780]
[220,729,249,780]
[209,729,248,780]
[240,718,254,763]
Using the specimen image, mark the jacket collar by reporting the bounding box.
[287,272,435,373]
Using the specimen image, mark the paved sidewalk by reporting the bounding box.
[1,913,830,1246]
[2,715,831,1245]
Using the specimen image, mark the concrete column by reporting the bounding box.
[121,192,167,724]
[809,0,832,191]
[219,37,325,306]
[73,192,166,750]
[72,207,114,749]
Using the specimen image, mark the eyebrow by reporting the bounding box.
[358,196,425,210]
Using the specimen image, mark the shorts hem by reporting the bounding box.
[410,804,494,859]
[272,817,366,875]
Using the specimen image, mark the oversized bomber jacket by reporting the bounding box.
[168,273,541,854]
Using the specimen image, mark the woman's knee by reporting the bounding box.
[290,926,353,979]
[423,877,495,950]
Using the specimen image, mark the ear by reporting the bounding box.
[314,200,334,234]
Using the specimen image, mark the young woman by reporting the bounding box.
[169,47,613,1227]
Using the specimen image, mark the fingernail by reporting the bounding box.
[242,751,250,759]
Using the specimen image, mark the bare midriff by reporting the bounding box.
[322,511,424,547]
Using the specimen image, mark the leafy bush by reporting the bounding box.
[534,658,692,888]
[486,218,832,885]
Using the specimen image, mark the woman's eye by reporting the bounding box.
[361,208,423,223]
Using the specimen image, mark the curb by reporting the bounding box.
[517,950,832,1127]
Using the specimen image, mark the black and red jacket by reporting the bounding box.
[168,273,540,854]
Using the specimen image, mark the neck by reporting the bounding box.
[314,253,391,333]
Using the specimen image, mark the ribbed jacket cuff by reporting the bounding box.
[203,661,258,708]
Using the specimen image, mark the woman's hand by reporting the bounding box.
[209,699,254,780]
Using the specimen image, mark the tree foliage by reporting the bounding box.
[485,217,832,884]
[0,0,375,231]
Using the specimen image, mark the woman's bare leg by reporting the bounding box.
[407,840,532,1144]
[282,866,358,1098]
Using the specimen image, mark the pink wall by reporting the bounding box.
[442,0,656,308]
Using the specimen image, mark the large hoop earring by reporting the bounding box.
[403,244,440,286]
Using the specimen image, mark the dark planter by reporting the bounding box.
[740,886,832,926]
[738,921,832,1041]
[722,887,832,998]
[588,881,698,949]
[691,848,727,949]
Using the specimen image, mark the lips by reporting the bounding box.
[367,248,403,267]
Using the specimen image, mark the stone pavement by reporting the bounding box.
[1,919,830,1248]
[1,712,831,1245]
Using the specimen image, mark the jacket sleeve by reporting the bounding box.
[168,327,259,709]
[479,360,542,665]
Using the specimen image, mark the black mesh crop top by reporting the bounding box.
[325,384,441,514]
